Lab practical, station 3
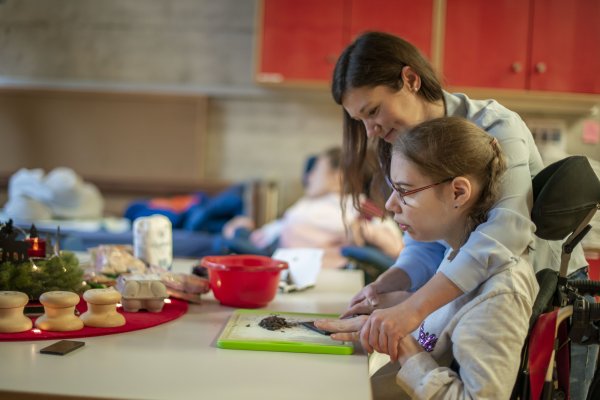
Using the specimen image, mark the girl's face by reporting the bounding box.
[384,153,456,243]
[342,83,426,144]
[305,154,340,198]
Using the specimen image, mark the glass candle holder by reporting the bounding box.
[26,237,46,258]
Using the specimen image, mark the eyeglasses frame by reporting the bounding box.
[386,177,455,205]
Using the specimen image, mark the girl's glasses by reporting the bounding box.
[386,177,454,205]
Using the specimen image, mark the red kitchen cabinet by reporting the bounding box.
[443,0,530,90]
[529,0,600,93]
[256,0,346,83]
[348,0,434,58]
[256,0,435,85]
[443,0,600,94]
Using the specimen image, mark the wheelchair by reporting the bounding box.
[512,156,600,400]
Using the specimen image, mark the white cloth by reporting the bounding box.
[43,167,103,219]
[3,167,103,221]
[3,196,52,221]
[3,168,53,220]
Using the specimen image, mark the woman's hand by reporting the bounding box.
[314,315,369,342]
[343,290,412,317]
[341,283,380,318]
[359,302,423,362]
[342,268,413,319]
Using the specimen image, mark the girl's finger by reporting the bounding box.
[331,331,359,342]
[315,316,366,332]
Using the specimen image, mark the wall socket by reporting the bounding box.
[525,118,567,161]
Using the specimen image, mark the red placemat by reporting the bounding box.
[0,297,188,341]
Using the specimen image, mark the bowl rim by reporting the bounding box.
[200,255,288,272]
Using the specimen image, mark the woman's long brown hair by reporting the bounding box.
[332,31,444,211]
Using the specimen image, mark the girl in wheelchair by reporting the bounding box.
[317,117,539,399]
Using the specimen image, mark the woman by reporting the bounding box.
[318,117,538,399]
[329,31,592,398]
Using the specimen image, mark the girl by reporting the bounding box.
[318,117,538,399]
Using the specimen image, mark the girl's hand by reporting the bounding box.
[359,302,423,362]
[396,334,423,365]
[313,315,369,342]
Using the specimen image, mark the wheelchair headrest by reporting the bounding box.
[532,156,600,240]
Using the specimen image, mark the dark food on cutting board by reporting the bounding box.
[258,315,293,331]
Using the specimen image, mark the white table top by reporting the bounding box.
[0,259,370,400]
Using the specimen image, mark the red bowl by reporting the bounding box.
[200,255,288,308]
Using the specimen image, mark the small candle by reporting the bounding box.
[26,237,46,258]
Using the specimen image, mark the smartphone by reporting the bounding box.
[40,340,85,356]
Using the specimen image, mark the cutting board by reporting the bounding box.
[217,309,354,355]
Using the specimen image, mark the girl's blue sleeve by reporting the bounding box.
[393,234,447,291]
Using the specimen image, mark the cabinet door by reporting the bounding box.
[529,0,600,93]
[443,0,530,89]
[348,0,434,58]
[257,0,346,83]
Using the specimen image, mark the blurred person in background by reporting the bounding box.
[221,146,403,269]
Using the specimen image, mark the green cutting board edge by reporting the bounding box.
[217,309,354,355]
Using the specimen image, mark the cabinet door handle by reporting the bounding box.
[511,62,522,73]
[535,62,547,74]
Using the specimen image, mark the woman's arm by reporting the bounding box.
[392,235,447,291]
[439,116,536,292]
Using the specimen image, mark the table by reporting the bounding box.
[0,259,370,400]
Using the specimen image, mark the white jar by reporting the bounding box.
[133,215,173,269]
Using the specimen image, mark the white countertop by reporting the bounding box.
[0,259,370,400]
